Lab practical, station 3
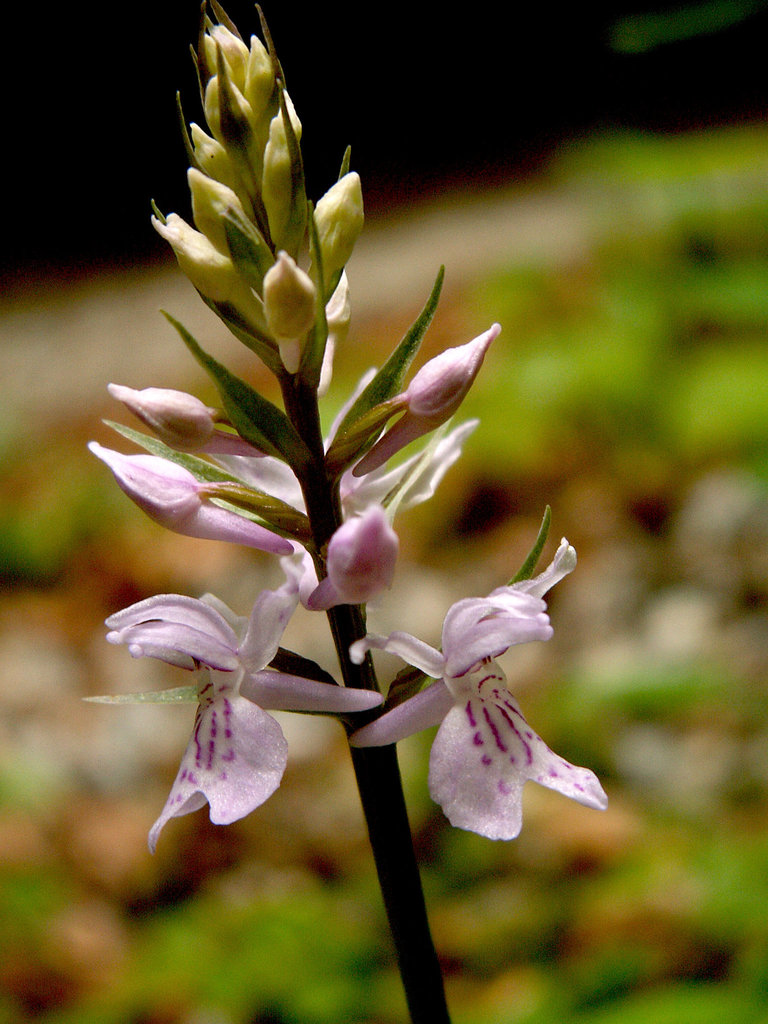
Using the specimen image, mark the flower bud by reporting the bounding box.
[353,323,500,476]
[204,25,249,93]
[263,251,317,373]
[262,95,306,256]
[314,172,364,279]
[152,213,265,331]
[188,168,249,255]
[306,504,399,610]
[89,443,292,554]
[190,123,239,193]
[244,34,276,127]
[107,384,218,451]
[406,323,500,420]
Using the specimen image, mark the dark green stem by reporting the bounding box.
[281,373,451,1024]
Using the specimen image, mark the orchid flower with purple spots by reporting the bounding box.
[349,540,607,839]
[104,566,382,850]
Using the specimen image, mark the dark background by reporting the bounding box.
[9,1,768,280]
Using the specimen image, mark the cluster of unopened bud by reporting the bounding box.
[153,12,364,381]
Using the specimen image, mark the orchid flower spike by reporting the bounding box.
[89,442,292,554]
[105,568,383,850]
[353,323,500,476]
[349,539,607,839]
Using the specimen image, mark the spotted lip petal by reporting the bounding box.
[148,673,288,852]
[429,664,607,840]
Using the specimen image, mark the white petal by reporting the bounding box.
[241,670,383,713]
[511,537,577,598]
[239,575,299,670]
[350,680,454,747]
[428,666,606,840]
[148,680,287,852]
[349,630,445,678]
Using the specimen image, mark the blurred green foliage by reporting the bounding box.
[1,125,767,1023]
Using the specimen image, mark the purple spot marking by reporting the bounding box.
[222,748,236,762]
[465,701,476,728]
[223,697,233,739]
[481,754,492,766]
[498,780,511,795]
[473,731,484,746]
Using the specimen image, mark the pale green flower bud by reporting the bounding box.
[188,168,249,255]
[244,34,276,126]
[263,251,317,373]
[204,74,255,151]
[190,123,239,193]
[262,94,306,256]
[314,172,364,280]
[204,26,249,93]
[153,213,264,330]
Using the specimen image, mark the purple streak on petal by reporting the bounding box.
[482,704,508,753]
[148,682,288,852]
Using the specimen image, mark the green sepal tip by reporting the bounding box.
[510,506,552,584]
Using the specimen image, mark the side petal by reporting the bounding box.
[507,537,577,599]
[349,630,446,679]
[441,593,552,678]
[241,670,383,713]
[350,679,454,747]
[238,572,300,670]
[148,684,287,852]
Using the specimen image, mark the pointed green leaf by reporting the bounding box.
[163,313,312,470]
[510,506,552,583]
